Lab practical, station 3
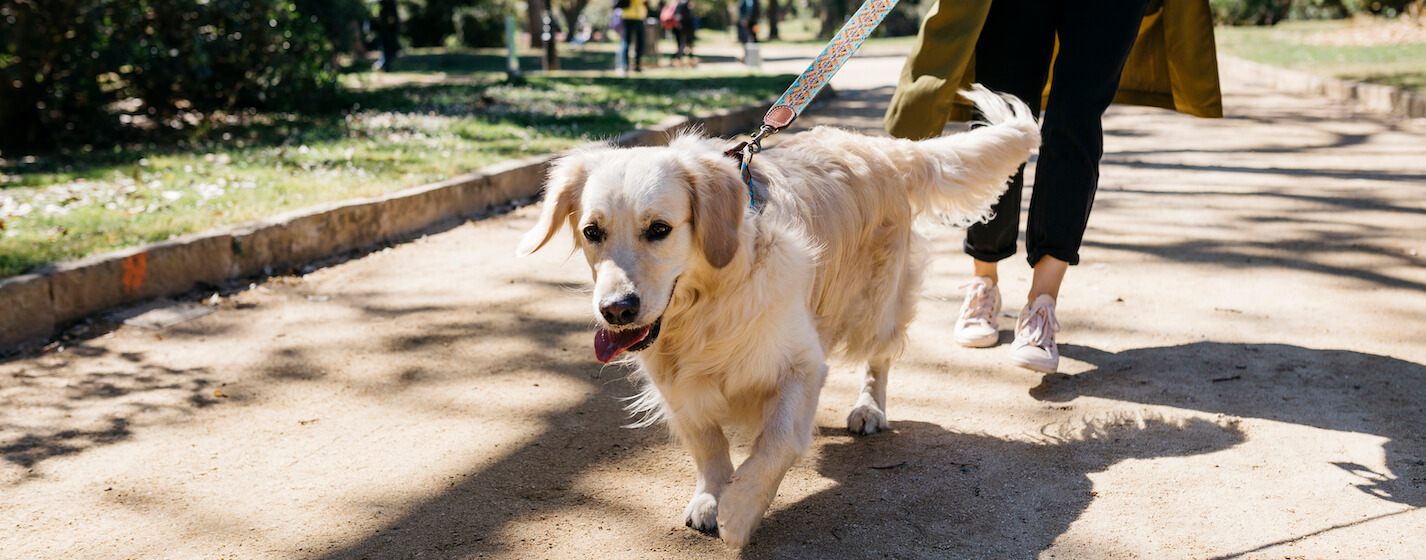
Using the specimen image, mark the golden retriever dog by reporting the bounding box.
[517,85,1039,547]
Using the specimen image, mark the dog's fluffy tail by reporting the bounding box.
[909,84,1041,225]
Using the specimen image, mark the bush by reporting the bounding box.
[1339,0,1417,15]
[1210,0,1292,24]
[454,0,515,48]
[0,0,339,152]
[292,0,371,54]
[1287,0,1349,19]
[696,1,730,30]
[403,0,472,48]
[875,0,924,37]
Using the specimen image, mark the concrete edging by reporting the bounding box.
[1219,55,1426,118]
[0,91,826,351]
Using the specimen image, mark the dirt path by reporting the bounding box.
[3,48,1425,559]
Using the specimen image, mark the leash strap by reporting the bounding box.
[762,0,900,132]
[733,0,901,207]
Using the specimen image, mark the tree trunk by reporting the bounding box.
[819,0,849,38]
[378,0,400,72]
[527,0,547,48]
[767,0,780,40]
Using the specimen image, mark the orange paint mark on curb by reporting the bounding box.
[122,253,148,296]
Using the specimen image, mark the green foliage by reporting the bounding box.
[292,0,371,53]
[696,1,731,30]
[1209,0,1291,24]
[1287,0,1349,19]
[402,0,475,48]
[1337,0,1416,15]
[0,73,795,278]
[454,0,516,48]
[0,0,340,151]
[875,0,924,37]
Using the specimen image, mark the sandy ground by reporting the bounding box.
[3,46,1426,560]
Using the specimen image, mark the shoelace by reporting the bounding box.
[1016,301,1060,347]
[957,281,996,326]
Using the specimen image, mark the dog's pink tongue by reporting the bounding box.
[594,325,651,363]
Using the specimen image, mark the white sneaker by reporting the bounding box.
[1010,294,1060,373]
[954,277,1001,348]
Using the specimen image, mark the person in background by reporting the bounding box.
[671,0,697,66]
[572,13,593,47]
[736,0,759,45]
[618,0,649,73]
[883,0,1223,374]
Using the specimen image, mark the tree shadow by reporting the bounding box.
[0,347,218,475]
[305,298,667,558]
[1082,237,1426,293]
[1032,342,1426,508]
[740,416,1244,558]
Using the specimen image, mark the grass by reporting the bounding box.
[0,62,794,279]
[1215,19,1426,92]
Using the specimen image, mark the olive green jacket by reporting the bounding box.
[884,0,1223,140]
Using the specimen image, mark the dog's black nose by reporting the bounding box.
[600,294,641,325]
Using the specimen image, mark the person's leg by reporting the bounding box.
[1009,0,1150,373]
[630,18,646,70]
[962,0,1058,283]
[618,24,631,71]
[952,0,1057,348]
[1024,0,1150,290]
[681,26,695,61]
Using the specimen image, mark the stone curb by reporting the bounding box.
[0,88,833,351]
[1219,55,1426,118]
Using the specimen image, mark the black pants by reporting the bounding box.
[621,17,646,69]
[964,0,1149,267]
[674,25,695,59]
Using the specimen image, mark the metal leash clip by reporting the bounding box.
[739,124,775,192]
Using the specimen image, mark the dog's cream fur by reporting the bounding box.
[518,86,1040,547]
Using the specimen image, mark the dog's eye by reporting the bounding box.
[582,224,604,243]
[645,222,672,241]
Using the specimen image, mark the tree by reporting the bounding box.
[819,0,850,38]
[526,0,546,48]
[0,0,338,151]
[378,0,400,70]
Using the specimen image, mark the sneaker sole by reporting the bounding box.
[955,332,999,348]
[1010,354,1058,374]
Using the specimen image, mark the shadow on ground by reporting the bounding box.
[0,344,221,475]
[1036,342,1426,509]
[738,417,1243,559]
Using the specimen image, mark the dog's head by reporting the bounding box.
[517,137,748,363]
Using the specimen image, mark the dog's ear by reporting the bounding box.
[687,154,746,268]
[518,152,592,256]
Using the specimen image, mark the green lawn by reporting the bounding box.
[0,67,793,279]
[1215,20,1426,92]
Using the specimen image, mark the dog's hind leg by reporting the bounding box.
[672,419,734,534]
[846,356,892,435]
[716,362,825,548]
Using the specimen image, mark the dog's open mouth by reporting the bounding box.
[594,318,662,363]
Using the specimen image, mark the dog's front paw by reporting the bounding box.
[683,492,719,534]
[715,481,766,548]
[846,402,889,435]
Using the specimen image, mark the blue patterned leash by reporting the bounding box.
[728,0,902,200]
